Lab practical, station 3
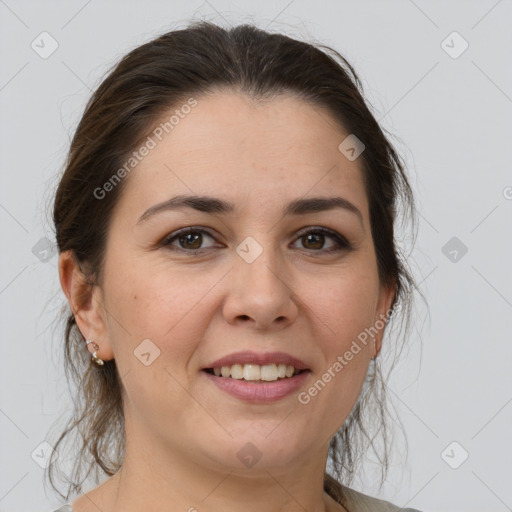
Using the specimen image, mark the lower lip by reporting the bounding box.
[202,370,310,403]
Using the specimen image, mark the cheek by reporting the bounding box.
[305,267,378,406]
[301,316,374,436]
[104,266,203,422]
[104,260,221,368]
[314,268,378,346]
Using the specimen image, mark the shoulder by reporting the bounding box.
[340,485,423,512]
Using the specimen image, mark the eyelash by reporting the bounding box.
[161,226,351,255]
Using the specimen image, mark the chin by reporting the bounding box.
[199,428,312,472]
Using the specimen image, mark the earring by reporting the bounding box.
[85,339,105,366]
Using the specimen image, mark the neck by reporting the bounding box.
[107,434,339,512]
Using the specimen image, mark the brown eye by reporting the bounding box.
[293,228,350,253]
[163,228,217,252]
[162,226,350,255]
[178,232,203,250]
[301,233,325,250]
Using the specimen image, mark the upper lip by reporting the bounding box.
[203,351,310,371]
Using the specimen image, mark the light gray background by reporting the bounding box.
[1,1,511,511]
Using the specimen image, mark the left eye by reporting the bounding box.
[162,227,349,253]
[292,228,349,252]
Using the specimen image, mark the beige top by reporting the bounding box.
[51,487,422,512]
[341,486,422,511]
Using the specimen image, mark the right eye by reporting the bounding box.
[162,227,219,253]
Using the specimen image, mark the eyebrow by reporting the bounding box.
[136,194,363,226]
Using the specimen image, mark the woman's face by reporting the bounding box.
[76,91,393,473]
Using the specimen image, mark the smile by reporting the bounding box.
[202,366,311,403]
[204,363,304,382]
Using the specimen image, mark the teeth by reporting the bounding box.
[260,364,277,381]
[231,364,244,379]
[211,363,300,381]
[243,364,260,381]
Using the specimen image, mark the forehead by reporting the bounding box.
[117,91,368,220]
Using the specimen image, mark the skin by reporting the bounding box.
[59,90,395,512]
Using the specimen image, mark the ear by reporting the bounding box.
[373,277,396,357]
[58,250,115,362]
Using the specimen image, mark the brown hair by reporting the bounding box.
[47,20,422,505]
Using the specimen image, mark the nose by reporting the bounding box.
[222,245,299,331]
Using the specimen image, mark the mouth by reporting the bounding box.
[202,363,308,383]
[202,365,311,403]
[201,351,311,402]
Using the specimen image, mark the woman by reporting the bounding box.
[47,20,423,512]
